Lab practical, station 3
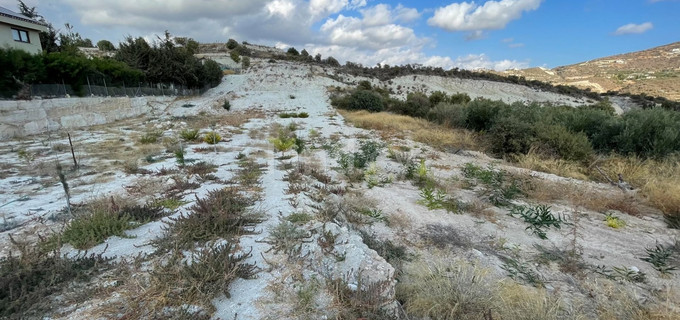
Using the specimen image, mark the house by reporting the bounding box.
[0,6,48,54]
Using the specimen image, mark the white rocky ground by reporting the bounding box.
[1,59,678,319]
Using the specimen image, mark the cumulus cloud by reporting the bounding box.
[428,0,542,32]
[452,54,529,70]
[614,22,653,35]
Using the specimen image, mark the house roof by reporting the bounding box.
[0,6,49,28]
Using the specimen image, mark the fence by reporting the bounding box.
[28,81,210,99]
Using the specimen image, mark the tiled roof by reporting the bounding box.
[0,6,48,28]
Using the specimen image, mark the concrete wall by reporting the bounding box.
[0,96,174,140]
[0,18,45,55]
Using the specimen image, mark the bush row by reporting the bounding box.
[332,85,680,160]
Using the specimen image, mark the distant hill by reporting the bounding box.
[500,42,680,101]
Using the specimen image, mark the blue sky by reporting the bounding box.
[1,0,678,70]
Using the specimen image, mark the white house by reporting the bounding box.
[0,6,48,55]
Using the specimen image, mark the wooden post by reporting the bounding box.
[103,77,109,96]
[68,133,78,169]
[86,76,92,96]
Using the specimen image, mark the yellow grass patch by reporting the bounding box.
[338,110,480,151]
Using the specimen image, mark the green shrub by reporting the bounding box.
[223,100,231,110]
[139,131,162,144]
[160,188,262,250]
[535,124,593,162]
[488,116,536,155]
[618,108,680,158]
[465,99,503,131]
[428,102,468,127]
[179,129,200,141]
[0,238,112,317]
[62,210,133,249]
[226,38,239,49]
[230,51,240,63]
[203,131,222,144]
[339,90,384,112]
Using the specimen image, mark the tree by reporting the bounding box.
[97,40,115,51]
[300,49,309,57]
[226,38,239,50]
[324,56,340,67]
[17,1,58,52]
[287,47,299,56]
[241,56,251,69]
[314,53,322,62]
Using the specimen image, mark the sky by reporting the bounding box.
[1,0,678,70]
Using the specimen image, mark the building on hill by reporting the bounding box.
[0,6,48,54]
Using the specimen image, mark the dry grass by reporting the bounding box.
[513,148,590,181]
[339,110,480,151]
[397,257,564,320]
[596,156,680,222]
[524,177,640,216]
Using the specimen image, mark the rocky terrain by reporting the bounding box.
[500,41,680,101]
[1,58,679,319]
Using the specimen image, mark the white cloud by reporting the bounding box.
[614,22,653,35]
[394,4,421,23]
[428,0,542,31]
[452,53,529,70]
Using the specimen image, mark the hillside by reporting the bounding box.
[501,42,680,101]
[1,58,679,319]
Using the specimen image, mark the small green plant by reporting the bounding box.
[270,135,296,157]
[508,205,567,239]
[289,94,296,99]
[604,213,626,229]
[266,220,311,255]
[594,265,646,283]
[641,243,677,275]
[286,212,313,224]
[62,210,133,249]
[174,148,185,166]
[17,149,34,163]
[360,208,386,222]
[203,131,222,144]
[179,129,200,141]
[418,186,447,210]
[152,197,188,210]
[222,100,231,110]
[140,131,162,144]
[501,258,544,287]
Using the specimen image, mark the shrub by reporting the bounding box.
[0,237,112,318]
[62,210,133,249]
[159,188,262,250]
[222,100,231,110]
[345,90,384,112]
[617,108,680,158]
[488,116,536,155]
[241,56,251,69]
[226,38,239,50]
[465,98,503,131]
[230,51,240,63]
[535,124,594,162]
[139,131,162,144]
[179,129,200,141]
[203,131,222,144]
[428,102,468,128]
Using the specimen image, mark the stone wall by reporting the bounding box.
[0,96,173,140]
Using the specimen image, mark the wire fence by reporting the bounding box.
[28,79,210,99]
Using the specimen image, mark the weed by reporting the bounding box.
[174,148,185,166]
[398,259,496,319]
[232,157,266,189]
[203,131,222,144]
[62,210,134,249]
[501,258,544,287]
[222,100,231,110]
[327,273,393,319]
[605,213,626,229]
[462,163,523,206]
[508,205,567,239]
[140,131,162,144]
[152,197,188,210]
[266,220,312,255]
[0,236,113,318]
[185,161,217,176]
[279,112,309,118]
[359,230,410,271]
[361,208,386,222]
[286,212,313,224]
[158,188,262,250]
[641,243,677,275]
[120,203,168,222]
[270,135,296,157]
[179,129,200,141]
[594,265,647,283]
[296,278,320,313]
[419,224,470,249]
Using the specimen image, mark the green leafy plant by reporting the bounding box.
[641,243,677,275]
[508,205,567,239]
[594,265,646,283]
[139,131,162,144]
[501,258,544,288]
[604,213,626,229]
[174,148,185,166]
[62,210,133,249]
[222,100,231,110]
[270,135,296,157]
[203,131,222,144]
[179,129,200,141]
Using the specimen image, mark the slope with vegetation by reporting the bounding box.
[0,45,679,320]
